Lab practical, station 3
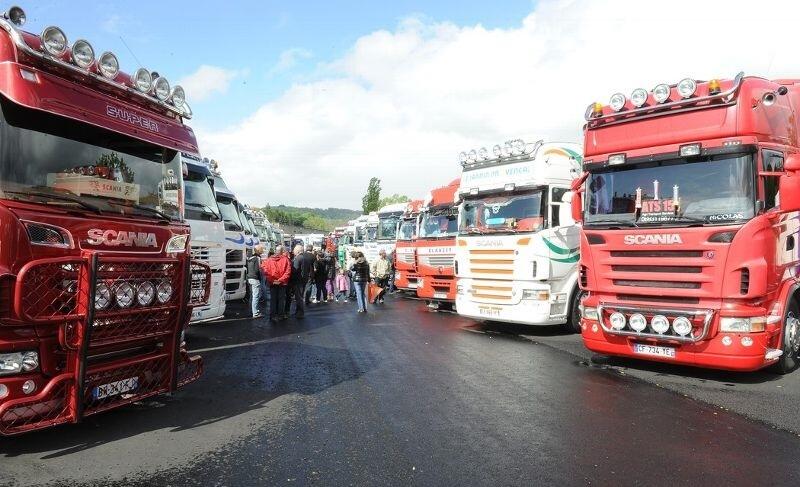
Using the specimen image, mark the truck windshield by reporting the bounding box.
[241,209,254,235]
[459,190,545,234]
[0,96,182,221]
[585,154,755,226]
[366,225,378,241]
[184,169,220,221]
[397,218,417,241]
[217,196,243,231]
[420,208,458,238]
[377,217,399,240]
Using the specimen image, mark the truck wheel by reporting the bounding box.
[772,300,800,374]
[563,289,585,334]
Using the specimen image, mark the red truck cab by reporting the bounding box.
[394,199,422,292]
[576,73,800,373]
[417,180,460,309]
[0,7,209,435]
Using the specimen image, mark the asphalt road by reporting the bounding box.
[1,295,799,486]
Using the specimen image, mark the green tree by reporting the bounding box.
[362,177,382,213]
[378,194,410,208]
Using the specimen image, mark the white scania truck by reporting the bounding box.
[183,154,227,322]
[376,202,407,259]
[454,139,584,331]
[209,161,247,301]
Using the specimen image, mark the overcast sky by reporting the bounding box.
[25,0,800,209]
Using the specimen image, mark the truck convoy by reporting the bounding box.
[183,154,226,323]
[417,181,460,309]
[394,200,423,292]
[210,163,247,302]
[455,139,583,330]
[0,6,209,435]
[576,73,800,373]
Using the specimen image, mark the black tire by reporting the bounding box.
[771,300,800,374]
[563,288,585,334]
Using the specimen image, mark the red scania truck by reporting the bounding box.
[417,180,460,309]
[394,199,422,292]
[575,72,800,373]
[0,6,209,435]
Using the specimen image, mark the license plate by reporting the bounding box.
[92,377,139,400]
[478,306,501,317]
[192,310,202,319]
[434,292,448,299]
[632,343,675,358]
[408,283,418,289]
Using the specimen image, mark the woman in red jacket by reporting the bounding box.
[262,245,292,323]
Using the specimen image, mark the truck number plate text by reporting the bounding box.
[632,343,675,358]
[93,377,139,400]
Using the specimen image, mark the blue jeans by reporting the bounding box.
[354,281,368,312]
[248,278,261,316]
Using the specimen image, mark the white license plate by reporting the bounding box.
[478,306,501,317]
[632,343,675,358]
[434,292,448,299]
[408,283,418,289]
[192,310,202,319]
[93,377,139,400]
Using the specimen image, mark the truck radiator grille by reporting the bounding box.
[226,249,244,263]
[613,280,700,290]
[420,255,454,267]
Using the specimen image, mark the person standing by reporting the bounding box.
[262,245,291,323]
[350,251,371,313]
[326,251,337,301]
[292,244,316,318]
[246,245,265,318]
[370,249,391,304]
[334,267,350,303]
[314,252,329,303]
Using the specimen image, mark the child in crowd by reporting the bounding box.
[335,267,350,303]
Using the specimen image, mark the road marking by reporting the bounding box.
[190,338,277,353]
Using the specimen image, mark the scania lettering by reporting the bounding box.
[394,200,423,291]
[0,6,208,435]
[576,73,800,373]
[183,154,226,323]
[455,139,583,330]
[416,181,460,308]
[210,163,247,301]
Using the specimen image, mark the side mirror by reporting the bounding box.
[779,173,800,211]
[784,154,800,172]
[571,190,583,224]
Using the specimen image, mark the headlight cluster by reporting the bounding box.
[0,351,39,377]
[459,138,531,165]
[11,5,189,115]
[586,77,721,118]
[607,312,694,337]
[95,279,173,310]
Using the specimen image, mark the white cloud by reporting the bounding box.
[101,14,122,34]
[178,65,245,102]
[270,48,313,75]
[198,0,800,209]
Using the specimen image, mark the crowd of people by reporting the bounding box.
[244,243,396,322]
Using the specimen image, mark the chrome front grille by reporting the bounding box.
[226,249,244,263]
[420,255,454,268]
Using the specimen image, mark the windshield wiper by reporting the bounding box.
[107,201,172,222]
[584,219,638,228]
[186,202,221,220]
[3,190,102,214]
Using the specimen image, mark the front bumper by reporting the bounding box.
[394,271,420,291]
[417,275,456,302]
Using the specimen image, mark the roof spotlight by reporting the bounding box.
[630,88,648,108]
[609,93,626,112]
[41,26,68,56]
[5,6,25,26]
[677,78,697,99]
[652,84,671,103]
[71,39,94,69]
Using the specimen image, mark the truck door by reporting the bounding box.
[544,186,579,269]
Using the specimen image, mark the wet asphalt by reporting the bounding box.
[1,294,799,486]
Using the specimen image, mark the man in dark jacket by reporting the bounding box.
[314,253,329,303]
[246,245,265,318]
[350,251,371,313]
[292,244,316,318]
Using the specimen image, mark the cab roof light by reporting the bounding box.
[609,93,626,112]
[708,79,721,95]
[652,83,671,103]
[630,88,648,108]
[585,102,603,119]
[3,6,25,26]
[677,78,697,99]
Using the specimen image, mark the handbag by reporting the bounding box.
[368,282,383,302]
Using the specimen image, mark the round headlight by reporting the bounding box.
[170,84,186,107]
[672,316,692,336]
[609,93,626,112]
[137,281,156,306]
[467,149,477,162]
[651,314,670,334]
[153,77,170,101]
[71,39,94,69]
[609,312,626,331]
[114,281,135,308]
[629,313,647,332]
[653,83,671,103]
[98,51,119,79]
[21,351,39,372]
[677,78,697,99]
[630,88,648,108]
[478,147,489,161]
[41,26,67,56]
[6,6,26,26]
[493,145,502,157]
[458,152,467,163]
[156,279,173,304]
[133,68,152,93]
[95,281,112,310]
